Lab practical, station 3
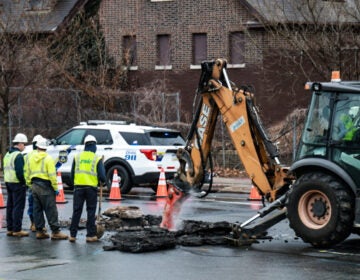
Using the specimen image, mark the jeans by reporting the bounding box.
[70,186,97,237]
[6,183,27,232]
[32,182,60,233]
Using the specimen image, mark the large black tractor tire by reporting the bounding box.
[287,172,354,248]
[106,165,132,194]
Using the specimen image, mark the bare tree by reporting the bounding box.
[0,12,53,155]
[245,0,360,85]
[229,0,360,160]
[47,6,127,106]
[131,79,186,126]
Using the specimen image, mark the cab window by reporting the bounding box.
[302,92,331,145]
[331,94,360,142]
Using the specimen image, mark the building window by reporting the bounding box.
[156,34,171,69]
[192,33,207,65]
[123,35,137,67]
[229,32,245,65]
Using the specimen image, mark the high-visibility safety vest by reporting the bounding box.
[74,151,101,187]
[3,151,21,183]
[28,152,58,191]
[341,115,357,140]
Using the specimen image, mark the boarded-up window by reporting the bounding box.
[230,32,245,64]
[123,35,137,66]
[192,33,207,65]
[157,35,171,65]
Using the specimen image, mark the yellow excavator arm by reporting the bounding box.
[176,59,290,201]
[160,59,292,233]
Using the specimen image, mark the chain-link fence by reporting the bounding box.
[6,87,305,171]
[8,87,82,141]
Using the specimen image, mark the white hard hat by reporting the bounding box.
[349,106,360,117]
[12,133,28,143]
[32,134,42,143]
[84,135,97,145]
[36,137,48,150]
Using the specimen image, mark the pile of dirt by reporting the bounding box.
[99,206,233,253]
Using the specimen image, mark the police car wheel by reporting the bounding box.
[106,165,132,194]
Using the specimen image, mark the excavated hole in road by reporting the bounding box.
[64,205,236,253]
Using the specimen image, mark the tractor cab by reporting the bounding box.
[295,72,360,189]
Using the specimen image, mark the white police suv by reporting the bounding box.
[28,120,185,193]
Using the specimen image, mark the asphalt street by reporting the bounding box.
[1,178,359,280]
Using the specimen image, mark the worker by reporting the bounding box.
[27,137,68,240]
[69,135,106,243]
[3,133,29,237]
[339,106,359,140]
[24,134,42,232]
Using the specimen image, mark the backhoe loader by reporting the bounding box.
[160,58,360,248]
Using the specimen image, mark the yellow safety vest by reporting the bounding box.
[341,115,357,140]
[3,151,21,183]
[74,151,101,187]
[28,152,58,191]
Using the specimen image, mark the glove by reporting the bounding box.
[55,190,60,196]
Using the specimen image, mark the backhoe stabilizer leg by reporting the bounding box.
[160,183,190,230]
[227,194,288,246]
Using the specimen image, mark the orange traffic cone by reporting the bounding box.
[56,172,68,204]
[0,183,6,209]
[106,169,122,201]
[156,168,168,198]
[248,185,262,201]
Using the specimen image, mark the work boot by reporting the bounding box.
[69,236,76,243]
[6,231,13,236]
[30,223,36,232]
[86,236,98,243]
[36,230,50,239]
[12,231,29,237]
[51,231,68,240]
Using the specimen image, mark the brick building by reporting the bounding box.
[98,0,310,125]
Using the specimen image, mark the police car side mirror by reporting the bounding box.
[49,139,57,146]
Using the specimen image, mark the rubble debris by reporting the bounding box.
[100,206,234,253]
[175,220,232,246]
[104,227,177,253]
[103,220,233,253]
[101,206,161,231]
[103,205,143,219]
[60,206,265,253]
